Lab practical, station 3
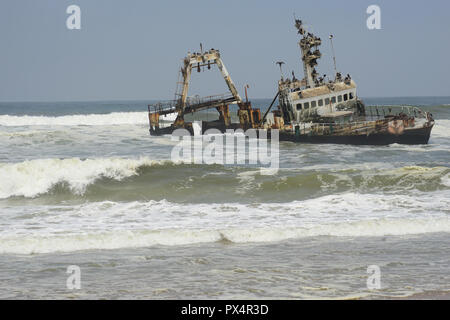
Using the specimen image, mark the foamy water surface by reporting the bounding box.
[0,99,449,299]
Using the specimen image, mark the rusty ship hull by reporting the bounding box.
[276,125,433,145]
[149,119,433,145]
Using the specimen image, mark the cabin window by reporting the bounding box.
[343,94,348,101]
[331,97,336,103]
[318,99,323,107]
[338,95,343,102]
[304,102,310,109]
[349,92,354,100]
[311,101,317,108]
[296,103,302,110]
[325,98,330,105]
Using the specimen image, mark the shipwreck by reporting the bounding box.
[148,19,434,145]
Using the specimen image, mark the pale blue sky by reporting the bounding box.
[0,0,449,101]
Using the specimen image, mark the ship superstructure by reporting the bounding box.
[275,19,364,126]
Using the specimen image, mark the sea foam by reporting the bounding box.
[0,188,449,254]
[0,157,175,198]
[0,157,448,199]
[1,217,449,254]
[0,112,176,126]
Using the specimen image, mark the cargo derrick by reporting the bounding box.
[148,48,261,135]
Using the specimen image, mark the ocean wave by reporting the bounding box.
[432,119,450,137]
[0,129,46,137]
[441,173,450,187]
[0,157,449,200]
[1,217,449,254]
[0,157,180,198]
[0,112,175,126]
[1,189,449,254]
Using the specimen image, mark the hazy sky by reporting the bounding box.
[0,0,449,101]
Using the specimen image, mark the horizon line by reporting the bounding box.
[1,95,449,104]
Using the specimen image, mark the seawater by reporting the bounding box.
[0,97,449,299]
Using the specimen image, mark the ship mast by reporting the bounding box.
[294,19,322,88]
[329,34,338,78]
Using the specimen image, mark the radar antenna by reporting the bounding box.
[276,61,285,80]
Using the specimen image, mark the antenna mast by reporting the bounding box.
[295,19,322,88]
[276,61,285,80]
[329,34,338,78]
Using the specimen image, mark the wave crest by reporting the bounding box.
[1,217,449,254]
[0,157,178,199]
[0,157,449,200]
[0,112,176,126]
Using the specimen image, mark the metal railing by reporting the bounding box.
[364,105,427,120]
[148,100,177,115]
[296,105,431,136]
[185,93,234,107]
[148,93,235,115]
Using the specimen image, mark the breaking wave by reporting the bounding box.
[1,187,449,254]
[1,217,449,254]
[432,119,450,137]
[0,112,175,126]
[0,157,179,198]
[0,157,449,200]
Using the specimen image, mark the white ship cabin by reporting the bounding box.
[288,80,357,123]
